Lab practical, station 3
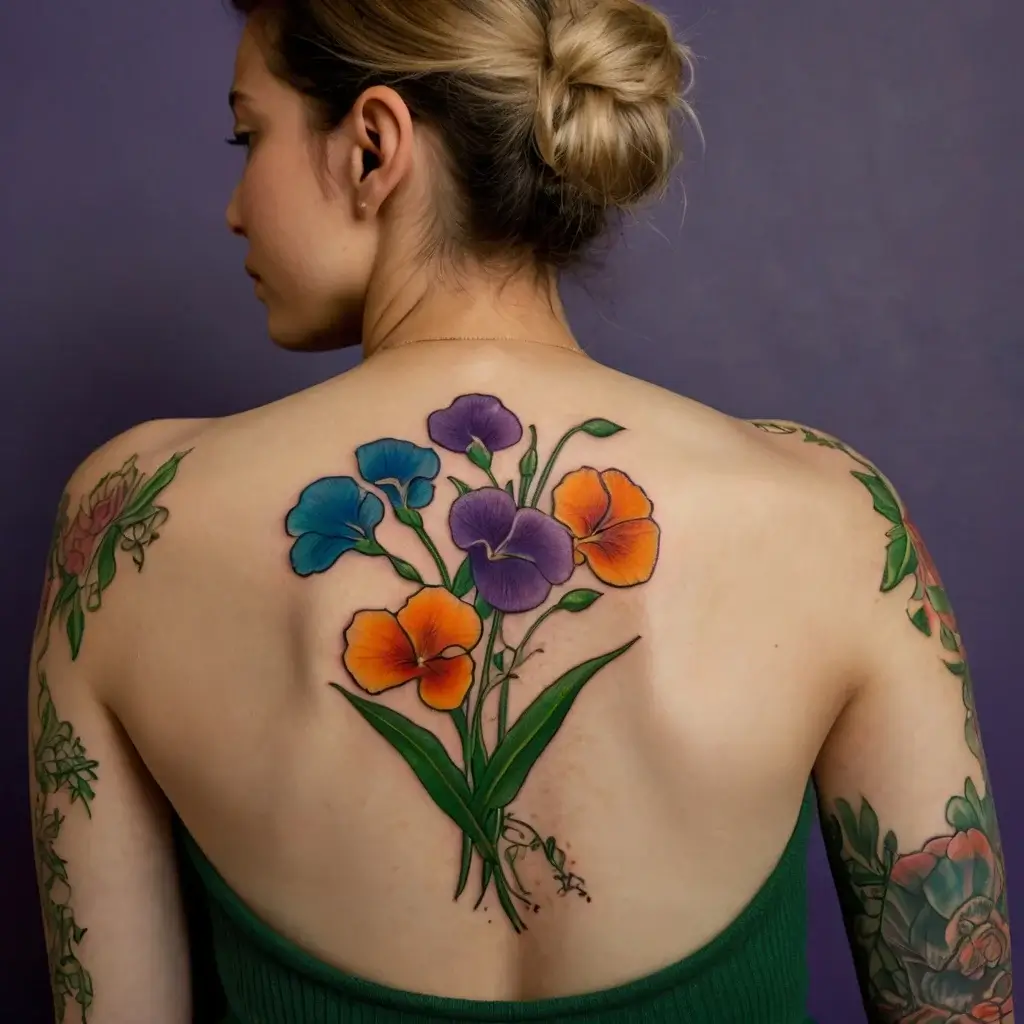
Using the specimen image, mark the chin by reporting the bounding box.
[265,308,361,353]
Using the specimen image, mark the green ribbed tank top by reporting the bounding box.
[173,782,817,1024]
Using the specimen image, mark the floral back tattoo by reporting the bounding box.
[287,395,659,931]
[754,422,1012,1024]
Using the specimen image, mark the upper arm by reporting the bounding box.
[29,425,196,1023]
[770,424,1016,1022]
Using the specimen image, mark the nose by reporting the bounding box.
[225,182,245,236]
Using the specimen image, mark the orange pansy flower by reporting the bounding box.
[551,467,660,587]
[342,587,483,711]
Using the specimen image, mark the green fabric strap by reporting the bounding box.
[175,783,817,1023]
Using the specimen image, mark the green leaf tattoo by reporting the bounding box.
[30,446,191,1019]
[472,638,639,813]
[750,422,983,773]
[824,782,1012,1021]
[287,396,654,930]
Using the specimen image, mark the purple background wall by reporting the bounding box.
[2,1,1020,1019]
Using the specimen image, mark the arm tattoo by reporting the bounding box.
[31,449,190,1021]
[753,422,1013,1022]
[825,786,1011,1021]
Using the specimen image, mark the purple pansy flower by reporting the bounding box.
[449,488,574,613]
[428,394,523,454]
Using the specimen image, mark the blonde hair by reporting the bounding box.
[231,0,699,268]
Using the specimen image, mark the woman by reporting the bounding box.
[28,1,1013,1021]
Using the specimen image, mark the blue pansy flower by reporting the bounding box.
[356,438,441,509]
[286,477,385,577]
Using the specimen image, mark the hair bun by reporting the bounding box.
[533,0,696,207]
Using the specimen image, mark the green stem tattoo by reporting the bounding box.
[390,507,453,589]
[470,613,504,761]
[528,425,583,508]
[413,526,452,589]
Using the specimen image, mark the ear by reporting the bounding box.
[346,86,415,218]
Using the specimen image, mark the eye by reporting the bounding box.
[225,131,253,151]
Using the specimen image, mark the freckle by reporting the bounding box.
[586,896,592,903]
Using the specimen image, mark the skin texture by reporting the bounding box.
[27,14,1013,1024]
[29,388,1015,1021]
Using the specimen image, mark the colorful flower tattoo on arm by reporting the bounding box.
[287,395,659,931]
[753,422,1013,1023]
[31,450,191,1021]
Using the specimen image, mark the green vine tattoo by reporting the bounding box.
[501,815,589,908]
[31,671,98,1023]
[752,422,1013,1022]
[30,448,191,1021]
[751,423,981,761]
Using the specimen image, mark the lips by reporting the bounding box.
[245,265,260,280]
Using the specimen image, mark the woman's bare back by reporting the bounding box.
[84,342,853,1002]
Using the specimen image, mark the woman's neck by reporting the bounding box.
[360,261,581,360]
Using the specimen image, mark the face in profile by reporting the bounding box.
[225,18,376,352]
